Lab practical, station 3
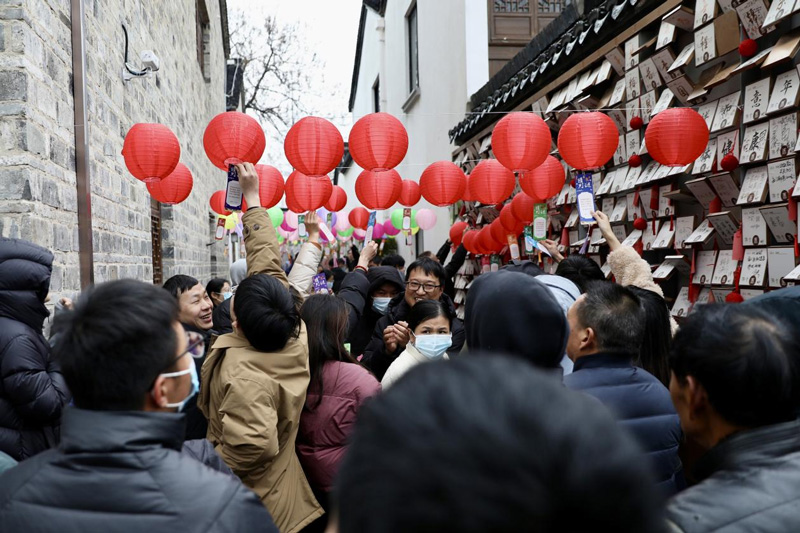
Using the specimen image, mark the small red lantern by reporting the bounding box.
[122,123,181,183]
[630,116,644,130]
[209,190,231,216]
[645,108,709,166]
[419,161,467,206]
[450,221,468,247]
[557,112,619,170]
[355,169,402,210]
[491,112,551,173]
[479,225,503,253]
[462,230,480,254]
[519,155,564,200]
[721,154,739,172]
[490,219,507,244]
[255,164,284,208]
[726,292,745,303]
[285,171,333,212]
[348,112,408,171]
[629,154,642,167]
[147,163,193,205]
[284,116,344,176]
[511,192,536,223]
[349,207,370,229]
[325,185,347,212]
[203,112,266,171]
[463,174,477,202]
[499,204,518,232]
[633,217,647,231]
[709,196,722,214]
[739,39,758,58]
[398,179,421,207]
[470,159,515,205]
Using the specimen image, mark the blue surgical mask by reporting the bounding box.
[160,361,200,411]
[412,334,452,360]
[372,297,391,315]
[327,281,335,291]
[222,291,232,300]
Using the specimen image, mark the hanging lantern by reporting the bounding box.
[348,112,408,171]
[490,219,507,244]
[739,39,758,58]
[721,154,739,172]
[203,111,266,170]
[334,214,351,232]
[629,117,644,130]
[284,116,344,176]
[462,230,480,254]
[285,171,333,212]
[255,164,284,208]
[419,161,467,206]
[286,193,305,214]
[511,192,536,223]
[122,123,181,183]
[349,207,370,230]
[499,203,518,232]
[390,208,418,230]
[268,207,284,228]
[645,108,709,166]
[557,112,619,170]
[633,216,647,231]
[629,154,643,168]
[469,159,516,205]
[491,112,551,173]
[325,185,348,212]
[415,208,438,231]
[209,190,230,215]
[462,174,477,203]
[519,155,564,200]
[450,221,468,246]
[398,179,421,207]
[372,222,385,240]
[147,163,193,205]
[384,219,401,236]
[355,169,402,210]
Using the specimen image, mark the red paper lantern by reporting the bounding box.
[633,217,647,231]
[557,112,619,170]
[511,192,536,223]
[419,161,467,206]
[450,221,468,246]
[479,226,502,254]
[630,116,644,130]
[203,112,266,171]
[284,116,344,176]
[255,165,284,208]
[348,112,408,171]
[721,154,739,172]
[645,108,709,166]
[499,204,518,232]
[470,159,515,205]
[349,207,370,230]
[398,179,421,207]
[491,112,551,173]
[709,196,722,214]
[629,154,642,167]
[520,155,564,200]
[209,190,230,215]
[285,194,305,214]
[285,171,333,212]
[490,219,508,244]
[147,163,193,205]
[739,39,758,58]
[122,123,181,183]
[356,169,402,210]
[325,185,347,212]
[463,175,477,202]
[463,230,480,254]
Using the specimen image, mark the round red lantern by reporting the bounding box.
[645,108,709,166]
[284,116,344,176]
[499,204,518,232]
[469,159,515,205]
[122,123,181,183]
[511,192,536,223]
[557,112,619,170]
[490,219,508,244]
[462,230,480,254]
[477,226,499,254]
[255,164,284,208]
[721,154,739,172]
[450,221,468,247]
[325,185,347,212]
[630,116,644,130]
[348,112,408,171]
[285,194,305,214]
[629,154,642,167]
[203,112,266,171]
[209,190,230,215]
[285,171,333,212]
[633,217,647,231]
[463,175,477,202]
[147,163,193,205]
[419,161,467,206]
[398,179,421,207]
[519,155,564,200]
[491,112,551,173]
[739,39,757,58]
[356,169,402,210]
[349,207,370,230]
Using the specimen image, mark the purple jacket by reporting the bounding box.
[297,361,380,493]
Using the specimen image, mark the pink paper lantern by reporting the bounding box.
[372,222,385,240]
[334,215,351,232]
[415,208,438,231]
[285,211,299,230]
[354,228,367,239]
[280,220,293,232]
[383,219,400,236]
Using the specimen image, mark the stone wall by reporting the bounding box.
[0,0,230,313]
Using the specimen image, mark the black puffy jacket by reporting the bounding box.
[0,408,278,533]
[0,238,70,460]
[345,267,406,358]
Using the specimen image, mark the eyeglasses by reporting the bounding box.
[406,281,441,293]
[151,331,205,387]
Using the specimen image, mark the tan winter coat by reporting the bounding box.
[198,207,323,533]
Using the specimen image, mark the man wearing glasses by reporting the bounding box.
[0,279,277,532]
[361,256,465,380]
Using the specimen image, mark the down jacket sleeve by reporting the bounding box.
[1,335,69,424]
[242,207,289,288]
[360,315,399,380]
[287,243,323,299]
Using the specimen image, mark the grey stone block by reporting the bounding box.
[0,70,25,100]
[0,167,31,200]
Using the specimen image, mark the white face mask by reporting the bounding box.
[372,297,392,315]
[412,333,452,360]
[158,362,199,411]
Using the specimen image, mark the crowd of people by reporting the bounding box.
[0,162,799,532]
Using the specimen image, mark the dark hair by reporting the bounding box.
[419,251,435,259]
[300,294,359,409]
[405,256,446,286]
[555,255,605,293]
[52,279,179,411]
[671,304,798,427]
[163,274,200,299]
[327,258,335,269]
[205,278,228,297]
[407,299,452,332]
[381,254,406,269]
[371,256,383,266]
[234,274,300,352]
[335,356,662,532]
[577,282,644,354]
[323,269,334,281]
[628,287,672,386]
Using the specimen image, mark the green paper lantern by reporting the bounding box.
[338,226,354,237]
[267,207,284,228]
[277,235,285,244]
[390,208,418,230]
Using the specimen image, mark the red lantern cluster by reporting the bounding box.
[356,169,402,210]
[349,207,370,229]
[398,179,421,207]
[469,159,515,205]
[284,116,344,177]
[325,185,348,212]
[122,123,181,183]
[557,112,619,170]
[147,163,193,205]
[462,230,480,254]
[348,113,408,171]
[491,112,551,173]
[520,155,564,200]
[285,171,333,212]
[209,190,230,216]
[420,161,467,206]
[255,165,284,208]
[203,112,266,170]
